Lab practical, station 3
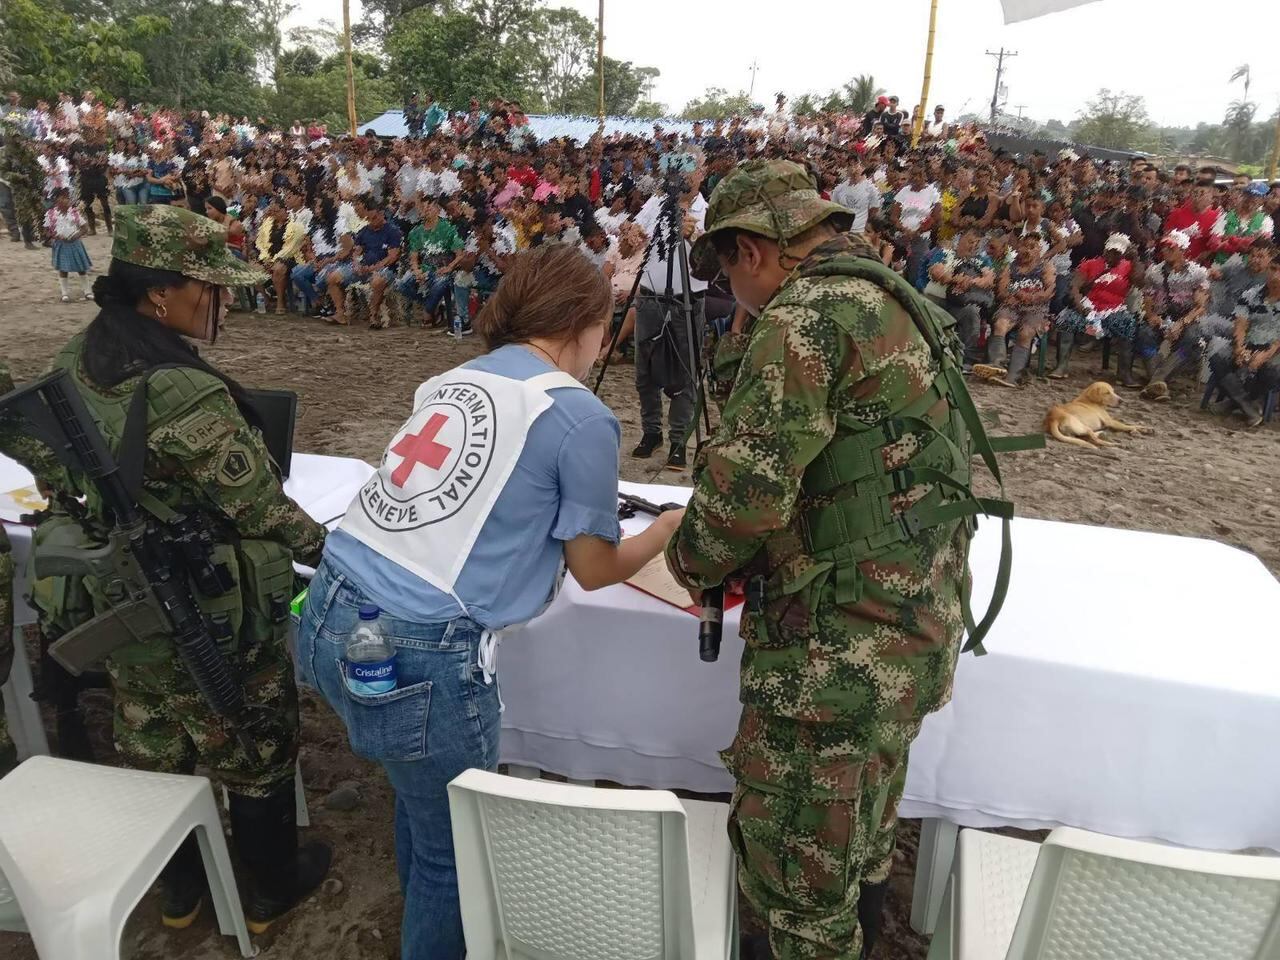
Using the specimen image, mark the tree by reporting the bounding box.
[680,87,753,121]
[791,93,819,117]
[630,99,667,120]
[841,74,883,114]
[271,60,393,128]
[564,58,658,117]
[528,7,595,114]
[1225,64,1256,161]
[1074,89,1159,151]
[386,6,531,109]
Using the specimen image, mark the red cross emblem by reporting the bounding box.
[389,413,452,487]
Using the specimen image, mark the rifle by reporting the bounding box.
[617,492,723,664]
[0,370,262,760]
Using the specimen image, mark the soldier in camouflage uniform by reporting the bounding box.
[0,122,43,248]
[32,205,331,934]
[667,161,1015,959]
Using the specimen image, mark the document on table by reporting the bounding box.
[625,551,697,612]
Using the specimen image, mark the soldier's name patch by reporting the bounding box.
[217,442,255,486]
[170,409,235,453]
[359,381,496,531]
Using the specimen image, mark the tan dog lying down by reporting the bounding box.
[1045,381,1151,449]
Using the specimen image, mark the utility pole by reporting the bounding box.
[748,60,759,100]
[986,47,1017,125]
[1014,104,1027,120]
[343,0,357,136]
[597,0,605,133]
[910,0,940,148]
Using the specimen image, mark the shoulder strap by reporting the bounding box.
[525,370,587,393]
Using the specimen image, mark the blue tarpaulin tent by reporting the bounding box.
[358,110,697,144]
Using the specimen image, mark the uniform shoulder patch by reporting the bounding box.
[216,442,256,487]
[166,408,236,454]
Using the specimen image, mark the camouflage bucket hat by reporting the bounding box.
[111,204,265,286]
[690,159,854,280]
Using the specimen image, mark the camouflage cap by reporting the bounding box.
[111,204,265,286]
[690,159,854,280]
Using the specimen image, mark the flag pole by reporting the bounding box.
[1269,106,1280,183]
[597,0,606,134]
[343,0,357,136]
[911,0,940,148]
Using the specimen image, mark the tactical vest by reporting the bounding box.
[37,336,295,668]
[775,253,1037,654]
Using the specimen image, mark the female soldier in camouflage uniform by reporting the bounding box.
[35,205,330,933]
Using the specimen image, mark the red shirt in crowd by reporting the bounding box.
[1077,256,1132,312]
[1163,203,1219,260]
[508,163,537,187]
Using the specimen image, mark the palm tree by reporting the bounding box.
[842,74,884,115]
[1227,64,1254,161]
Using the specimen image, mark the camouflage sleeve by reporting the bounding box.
[667,302,840,589]
[0,363,66,490]
[709,327,753,411]
[151,388,327,567]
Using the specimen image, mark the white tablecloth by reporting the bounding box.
[504,480,1280,857]
[6,454,1280,857]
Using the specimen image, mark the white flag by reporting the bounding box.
[1000,0,1102,23]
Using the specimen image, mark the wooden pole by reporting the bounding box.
[597,0,606,134]
[912,0,939,148]
[1269,107,1280,183]
[343,0,357,136]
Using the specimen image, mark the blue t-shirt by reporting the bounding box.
[355,219,403,266]
[325,345,622,628]
[148,159,177,199]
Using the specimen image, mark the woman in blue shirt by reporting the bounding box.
[296,243,682,960]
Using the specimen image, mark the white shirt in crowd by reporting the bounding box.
[289,207,314,234]
[895,183,942,236]
[310,223,340,258]
[594,206,628,236]
[831,176,881,233]
[38,155,71,196]
[633,192,709,295]
[579,235,618,270]
[417,167,461,198]
[926,119,948,139]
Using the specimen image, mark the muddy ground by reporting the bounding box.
[1,231,1275,960]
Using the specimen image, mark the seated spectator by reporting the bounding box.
[925,228,995,369]
[1205,257,1280,427]
[975,231,1055,387]
[1052,233,1138,378]
[394,196,465,322]
[1137,230,1211,397]
[291,196,346,316]
[324,195,402,327]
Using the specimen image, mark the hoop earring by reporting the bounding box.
[155,302,168,319]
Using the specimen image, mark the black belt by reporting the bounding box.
[640,287,705,302]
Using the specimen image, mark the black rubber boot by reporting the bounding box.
[1048,330,1074,379]
[1218,372,1264,427]
[1114,339,1142,388]
[159,833,207,929]
[996,344,1030,388]
[229,784,332,935]
[630,432,663,458]
[858,879,891,959]
[666,442,687,470]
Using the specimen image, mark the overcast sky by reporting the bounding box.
[288,0,1280,129]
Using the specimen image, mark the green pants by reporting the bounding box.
[108,635,299,799]
[725,706,921,959]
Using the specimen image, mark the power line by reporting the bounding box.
[986,48,1018,125]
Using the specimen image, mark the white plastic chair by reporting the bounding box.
[448,768,738,960]
[0,756,254,959]
[928,826,1280,960]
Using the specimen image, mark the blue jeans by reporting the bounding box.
[395,270,452,312]
[296,560,500,960]
[116,184,146,205]
[291,263,321,311]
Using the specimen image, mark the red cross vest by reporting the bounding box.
[338,367,585,606]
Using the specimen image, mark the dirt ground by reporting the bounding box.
[1,231,1276,960]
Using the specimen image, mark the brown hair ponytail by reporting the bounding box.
[474,243,612,350]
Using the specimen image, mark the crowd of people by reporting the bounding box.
[3,87,1279,436]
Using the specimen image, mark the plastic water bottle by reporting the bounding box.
[255,291,266,314]
[344,604,396,695]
